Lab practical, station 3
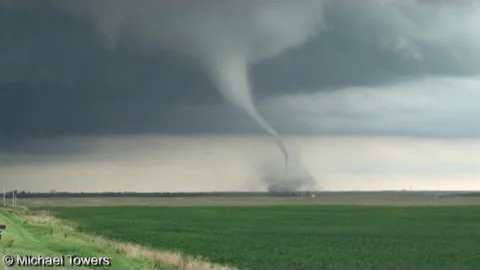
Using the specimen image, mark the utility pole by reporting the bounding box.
[11,190,14,207]
[2,187,5,207]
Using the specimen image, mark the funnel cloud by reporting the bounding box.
[56,0,326,170]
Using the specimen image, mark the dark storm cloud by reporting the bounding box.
[1,0,480,155]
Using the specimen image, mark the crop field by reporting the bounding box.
[19,192,480,207]
[45,204,480,269]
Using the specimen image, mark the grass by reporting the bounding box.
[44,204,480,269]
[0,208,174,268]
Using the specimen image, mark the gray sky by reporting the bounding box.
[1,0,480,191]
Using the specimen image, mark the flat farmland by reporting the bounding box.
[19,192,480,207]
[44,203,480,269]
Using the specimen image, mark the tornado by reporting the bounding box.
[55,0,326,171]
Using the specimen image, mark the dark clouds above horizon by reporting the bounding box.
[2,0,480,151]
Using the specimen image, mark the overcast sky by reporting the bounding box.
[1,0,479,192]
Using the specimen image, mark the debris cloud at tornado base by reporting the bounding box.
[255,143,318,194]
[261,162,317,194]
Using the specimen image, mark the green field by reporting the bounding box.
[45,204,480,269]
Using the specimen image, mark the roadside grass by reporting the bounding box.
[0,207,174,268]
